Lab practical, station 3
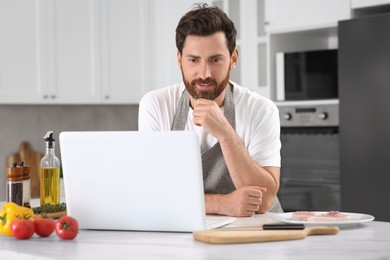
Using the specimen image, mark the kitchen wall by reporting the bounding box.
[0,105,139,201]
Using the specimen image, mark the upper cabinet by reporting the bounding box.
[145,0,202,92]
[265,0,351,33]
[5,0,383,105]
[100,0,147,104]
[47,0,101,104]
[0,0,46,103]
[211,0,271,98]
[0,0,147,104]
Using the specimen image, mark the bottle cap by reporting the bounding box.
[44,131,55,148]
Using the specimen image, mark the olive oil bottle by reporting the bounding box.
[40,131,61,205]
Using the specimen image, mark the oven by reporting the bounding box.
[277,101,341,212]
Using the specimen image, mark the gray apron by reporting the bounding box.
[171,85,283,213]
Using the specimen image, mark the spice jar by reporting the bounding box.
[22,163,31,208]
[6,163,24,206]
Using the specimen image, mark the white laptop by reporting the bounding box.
[59,131,235,232]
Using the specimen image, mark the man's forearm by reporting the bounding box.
[219,130,278,188]
[218,129,279,211]
[205,186,265,217]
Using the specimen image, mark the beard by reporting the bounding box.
[181,68,230,101]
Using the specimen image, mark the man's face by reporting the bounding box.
[178,31,237,101]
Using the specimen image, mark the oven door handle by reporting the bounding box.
[281,178,340,186]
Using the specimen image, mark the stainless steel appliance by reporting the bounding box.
[339,13,390,221]
[277,100,340,212]
[276,49,338,101]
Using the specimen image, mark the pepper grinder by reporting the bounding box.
[6,163,24,206]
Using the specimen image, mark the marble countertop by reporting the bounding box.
[1,205,390,259]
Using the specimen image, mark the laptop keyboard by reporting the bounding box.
[205,215,235,229]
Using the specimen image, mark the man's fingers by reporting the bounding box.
[247,204,260,212]
[222,186,268,217]
[192,116,202,126]
[245,186,267,198]
[248,196,262,206]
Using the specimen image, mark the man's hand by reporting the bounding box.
[192,98,232,139]
[206,186,267,217]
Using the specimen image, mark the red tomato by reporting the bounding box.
[34,217,55,237]
[11,219,35,240]
[55,216,79,240]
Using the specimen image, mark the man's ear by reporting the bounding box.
[230,48,238,70]
[177,50,182,67]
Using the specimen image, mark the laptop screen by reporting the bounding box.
[60,131,208,232]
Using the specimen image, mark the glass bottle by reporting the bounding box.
[40,131,61,206]
[6,162,24,206]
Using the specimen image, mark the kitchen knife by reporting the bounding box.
[193,226,339,244]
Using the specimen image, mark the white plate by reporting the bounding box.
[270,211,375,226]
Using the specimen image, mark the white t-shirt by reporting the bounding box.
[138,82,281,167]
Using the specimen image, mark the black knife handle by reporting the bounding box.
[263,223,305,230]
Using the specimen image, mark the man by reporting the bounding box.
[138,4,282,217]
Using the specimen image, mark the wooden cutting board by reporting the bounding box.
[193,226,339,244]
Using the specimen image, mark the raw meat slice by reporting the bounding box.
[291,211,351,222]
[291,211,317,221]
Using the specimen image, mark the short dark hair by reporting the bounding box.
[175,3,237,56]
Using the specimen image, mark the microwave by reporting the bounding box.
[276,49,338,101]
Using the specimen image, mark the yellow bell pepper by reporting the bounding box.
[0,202,35,236]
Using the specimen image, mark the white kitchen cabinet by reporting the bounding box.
[211,0,271,98]
[265,0,351,33]
[0,0,101,104]
[211,0,242,86]
[46,0,101,104]
[0,0,148,104]
[0,0,46,104]
[100,0,147,104]
[146,0,198,91]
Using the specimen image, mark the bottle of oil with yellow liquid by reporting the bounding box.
[40,131,61,205]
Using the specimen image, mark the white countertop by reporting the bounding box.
[1,205,390,259]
